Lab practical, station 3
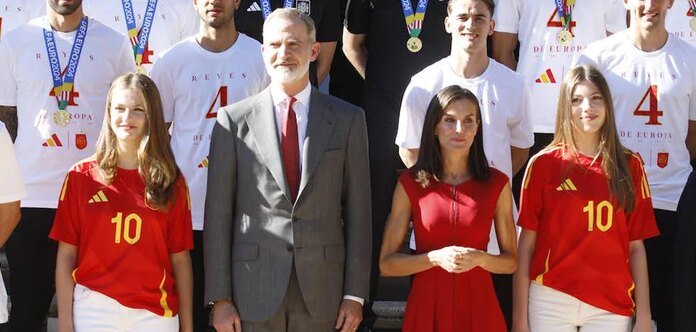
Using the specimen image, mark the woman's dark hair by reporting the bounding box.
[412,85,489,187]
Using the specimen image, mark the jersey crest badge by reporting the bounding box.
[75,133,87,150]
[297,0,310,16]
[657,152,669,168]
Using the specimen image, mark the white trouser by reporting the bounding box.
[528,283,632,332]
[72,284,179,331]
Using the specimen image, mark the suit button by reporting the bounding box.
[286,245,293,252]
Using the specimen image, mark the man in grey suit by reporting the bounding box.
[204,8,371,332]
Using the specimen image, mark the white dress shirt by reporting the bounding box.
[270,83,364,306]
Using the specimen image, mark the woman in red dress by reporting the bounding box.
[379,85,518,332]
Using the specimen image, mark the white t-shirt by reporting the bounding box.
[494,0,626,133]
[666,0,696,45]
[577,30,696,211]
[0,17,136,208]
[83,0,199,72]
[0,0,45,41]
[396,57,534,180]
[150,34,269,230]
[0,122,25,204]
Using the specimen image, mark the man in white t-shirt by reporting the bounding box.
[395,0,533,326]
[150,0,268,329]
[0,0,135,329]
[666,0,696,44]
[0,0,45,41]
[0,122,25,328]
[491,0,626,203]
[577,1,696,331]
[83,0,199,73]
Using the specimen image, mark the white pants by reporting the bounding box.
[528,283,632,332]
[72,284,179,331]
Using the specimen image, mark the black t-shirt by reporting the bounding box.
[345,0,450,128]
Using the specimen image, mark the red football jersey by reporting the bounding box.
[518,147,659,316]
[50,159,194,317]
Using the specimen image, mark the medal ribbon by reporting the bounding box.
[401,0,429,37]
[689,0,696,16]
[43,17,88,111]
[261,0,296,21]
[121,0,158,66]
[554,0,575,31]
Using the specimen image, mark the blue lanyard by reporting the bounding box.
[121,0,158,65]
[261,0,296,21]
[400,0,429,37]
[43,17,88,111]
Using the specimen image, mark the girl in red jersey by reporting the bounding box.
[50,73,193,331]
[513,65,658,332]
[380,85,518,332]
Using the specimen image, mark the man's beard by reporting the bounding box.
[49,0,82,16]
[267,62,310,84]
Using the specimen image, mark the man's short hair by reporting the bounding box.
[447,0,495,17]
[263,8,317,42]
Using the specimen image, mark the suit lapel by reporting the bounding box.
[298,89,336,200]
[245,89,292,201]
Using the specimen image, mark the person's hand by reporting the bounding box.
[453,247,486,273]
[335,299,363,332]
[211,299,242,332]
[632,317,652,332]
[428,246,484,273]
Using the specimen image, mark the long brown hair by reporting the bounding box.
[95,73,180,210]
[549,64,636,212]
[413,85,489,187]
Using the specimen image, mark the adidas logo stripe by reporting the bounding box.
[556,178,577,191]
[88,190,109,204]
[248,2,261,11]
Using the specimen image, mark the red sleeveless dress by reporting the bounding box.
[400,168,509,332]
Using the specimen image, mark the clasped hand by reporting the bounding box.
[429,246,485,273]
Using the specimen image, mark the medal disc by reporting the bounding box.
[136,65,147,75]
[556,30,573,46]
[690,17,696,32]
[406,37,423,53]
[53,110,71,127]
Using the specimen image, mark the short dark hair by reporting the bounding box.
[447,0,495,17]
[412,85,489,187]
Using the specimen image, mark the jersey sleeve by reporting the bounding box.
[0,125,25,203]
[167,177,194,253]
[316,0,341,42]
[690,69,696,121]
[49,171,82,245]
[626,154,660,241]
[344,0,370,34]
[604,0,627,34]
[0,37,18,106]
[150,57,175,123]
[508,85,534,149]
[573,42,602,68]
[395,78,430,149]
[492,0,520,33]
[518,154,547,230]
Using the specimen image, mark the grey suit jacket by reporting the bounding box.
[203,87,371,321]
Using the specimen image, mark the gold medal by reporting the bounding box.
[690,17,696,32]
[53,110,71,127]
[406,37,422,53]
[136,65,147,75]
[556,30,573,46]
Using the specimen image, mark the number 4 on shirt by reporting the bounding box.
[633,85,663,125]
[547,8,576,34]
[206,86,229,119]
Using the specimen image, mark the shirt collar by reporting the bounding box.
[271,82,312,108]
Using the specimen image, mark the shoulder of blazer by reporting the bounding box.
[312,88,363,120]
[220,88,271,122]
